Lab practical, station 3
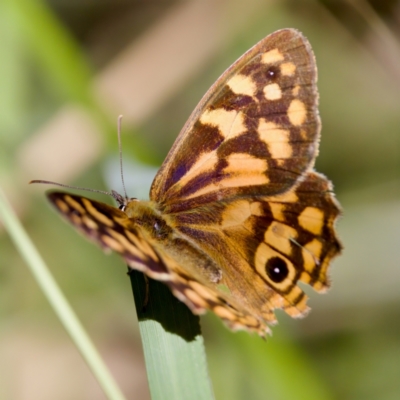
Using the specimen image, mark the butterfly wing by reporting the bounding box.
[147,29,341,333]
[169,172,341,327]
[46,192,169,278]
[47,191,268,334]
[150,29,320,211]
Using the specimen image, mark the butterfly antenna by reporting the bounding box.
[30,178,127,207]
[30,116,131,208]
[117,115,128,201]
[29,180,111,197]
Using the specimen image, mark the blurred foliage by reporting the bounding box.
[1,0,400,399]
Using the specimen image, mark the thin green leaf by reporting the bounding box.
[130,271,215,400]
[0,187,126,400]
[4,0,92,104]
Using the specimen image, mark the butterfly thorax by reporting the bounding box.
[124,199,223,283]
[124,199,171,239]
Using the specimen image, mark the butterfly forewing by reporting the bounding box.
[151,29,320,212]
[47,192,169,278]
[47,191,276,334]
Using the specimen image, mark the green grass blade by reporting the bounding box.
[129,271,215,400]
[0,187,126,400]
[4,0,92,104]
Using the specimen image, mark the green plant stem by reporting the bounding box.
[0,187,126,400]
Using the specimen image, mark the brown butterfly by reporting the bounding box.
[32,29,341,337]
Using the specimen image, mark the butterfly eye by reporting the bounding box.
[119,204,126,211]
[153,220,164,238]
[265,257,289,283]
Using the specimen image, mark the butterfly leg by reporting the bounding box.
[141,274,150,312]
[127,267,150,311]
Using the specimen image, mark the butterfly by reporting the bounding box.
[32,29,341,337]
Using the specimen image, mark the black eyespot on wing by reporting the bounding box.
[265,65,279,81]
[265,257,289,283]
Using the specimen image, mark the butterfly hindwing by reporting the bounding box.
[169,172,341,326]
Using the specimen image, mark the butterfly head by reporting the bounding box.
[110,190,138,211]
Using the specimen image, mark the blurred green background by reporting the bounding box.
[1,0,400,399]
